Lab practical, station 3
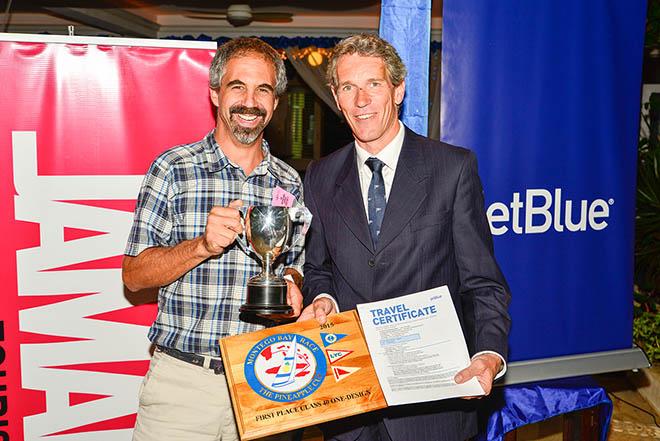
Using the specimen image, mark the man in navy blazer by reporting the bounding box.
[299,34,511,441]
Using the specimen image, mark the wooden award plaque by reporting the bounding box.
[219,310,386,440]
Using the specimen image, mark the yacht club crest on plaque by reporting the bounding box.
[244,333,327,402]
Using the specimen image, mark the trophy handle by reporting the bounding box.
[234,205,253,256]
[282,206,312,253]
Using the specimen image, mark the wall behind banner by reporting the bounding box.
[0,37,215,441]
[441,1,647,361]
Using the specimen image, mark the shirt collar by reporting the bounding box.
[354,121,405,171]
[203,129,272,176]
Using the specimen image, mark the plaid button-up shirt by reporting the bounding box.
[125,131,304,356]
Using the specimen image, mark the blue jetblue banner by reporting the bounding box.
[379,0,431,136]
[441,0,647,361]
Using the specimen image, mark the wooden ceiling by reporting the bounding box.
[2,0,443,39]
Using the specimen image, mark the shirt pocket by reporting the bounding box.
[171,185,214,241]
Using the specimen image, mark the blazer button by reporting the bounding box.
[368,259,376,267]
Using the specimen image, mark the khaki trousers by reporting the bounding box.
[132,350,239,441]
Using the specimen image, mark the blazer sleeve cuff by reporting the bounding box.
[472,350,507,381]
[313,293,340,314]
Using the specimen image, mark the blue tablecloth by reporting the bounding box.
[477,376,613,441]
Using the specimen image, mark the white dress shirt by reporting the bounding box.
[354,121,406,212]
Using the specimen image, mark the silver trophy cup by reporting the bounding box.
[239,205,296,316]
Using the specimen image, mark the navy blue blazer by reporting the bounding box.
[302,127,511,441]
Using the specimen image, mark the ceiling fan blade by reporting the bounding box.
[185,14,229,20]
[252,17,293,23]
[252,12,293,23]
[182,7,229,14]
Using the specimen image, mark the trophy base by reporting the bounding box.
[239,304,293,315]
[240,284,293,316]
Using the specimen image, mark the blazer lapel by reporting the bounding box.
[333,147,375,253]
[376,131,429,252]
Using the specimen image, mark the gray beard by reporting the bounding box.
[231,120,266,145]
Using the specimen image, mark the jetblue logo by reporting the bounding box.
[487,188,614,235]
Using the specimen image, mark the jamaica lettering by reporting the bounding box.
[0,321,8,441]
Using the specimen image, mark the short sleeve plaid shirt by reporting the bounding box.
[125,130,304,356]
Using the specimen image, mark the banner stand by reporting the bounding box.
[1,32,217,441]
[503,347,650,385]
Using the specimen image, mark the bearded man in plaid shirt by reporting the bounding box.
[122,37,304,441]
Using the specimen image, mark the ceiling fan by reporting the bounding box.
[183,4,294,27]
